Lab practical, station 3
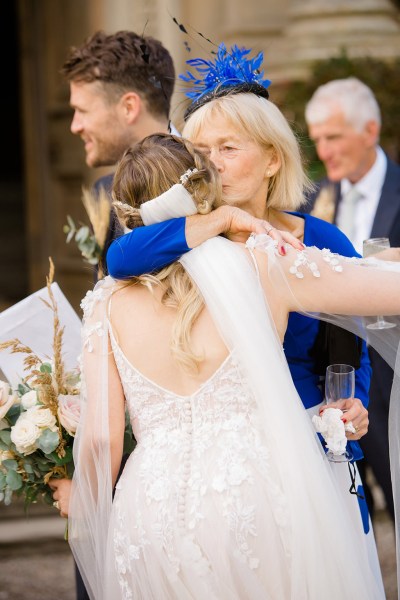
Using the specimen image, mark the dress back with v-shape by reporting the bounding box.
[106,319,292,599]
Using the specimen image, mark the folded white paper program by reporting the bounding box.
[0,283,81,387]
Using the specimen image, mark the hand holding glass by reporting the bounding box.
[362,238,396,330]
[324,364,355,462]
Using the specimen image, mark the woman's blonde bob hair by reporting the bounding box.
[112,133,222,371]
[183,92,313,211]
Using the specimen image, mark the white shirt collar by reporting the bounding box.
[340,146,387,199]
[169,122,181,137]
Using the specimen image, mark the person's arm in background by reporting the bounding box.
[106,206,304,279]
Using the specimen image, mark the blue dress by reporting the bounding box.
[106,213,371,463]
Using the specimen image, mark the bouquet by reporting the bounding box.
[0,261,79,507]
[0,262,135,509]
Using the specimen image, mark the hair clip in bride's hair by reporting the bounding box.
[180,167,199,186]
[113,200,129,211]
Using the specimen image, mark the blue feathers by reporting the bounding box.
[179,43,271,101]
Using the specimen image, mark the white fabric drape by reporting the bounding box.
[181,237,395,599]
[68,279,116,599]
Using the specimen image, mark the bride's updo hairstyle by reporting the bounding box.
[113,133,221,229]
[112,133,222,372]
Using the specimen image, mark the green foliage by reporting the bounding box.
[37,429,59,454]
[64,216,102,265]
[279,51,400,180]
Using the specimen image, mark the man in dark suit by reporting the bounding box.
[50,30,176,600]
[305,77,400,520]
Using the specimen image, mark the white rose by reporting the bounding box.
[0,380,17,419]
[25,406,57,431]
[10,417,40,455]
[57,394,80,436]
[21,390,39,409]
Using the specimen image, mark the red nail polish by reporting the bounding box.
[281,246,286,255]
[342,418,347,423]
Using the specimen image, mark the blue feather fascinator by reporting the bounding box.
[180,43,271,120]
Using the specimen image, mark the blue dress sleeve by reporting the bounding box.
[106,218,190,278]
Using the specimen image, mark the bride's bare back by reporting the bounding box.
[109,282,230,397]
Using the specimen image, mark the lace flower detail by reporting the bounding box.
[245,233,277,252]
[82,321,105,353]
[321,249,344,272]
[80,287,105,318]
[288,250,321,279]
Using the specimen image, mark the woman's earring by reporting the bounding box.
[266,170,272,177]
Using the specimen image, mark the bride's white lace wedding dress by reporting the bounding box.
[70,236,400,599]
[108,339,291,599]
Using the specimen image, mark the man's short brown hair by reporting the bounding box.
[62,30,175,118]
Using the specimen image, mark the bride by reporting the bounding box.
[69,133,400,599]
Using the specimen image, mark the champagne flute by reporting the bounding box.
[362,238,397,330]
[324,364,355,462]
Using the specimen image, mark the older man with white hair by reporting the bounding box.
[305,76,400,521]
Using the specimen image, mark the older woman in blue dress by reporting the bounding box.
[106,47,371,475]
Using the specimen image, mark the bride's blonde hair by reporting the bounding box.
[112,133,222,371]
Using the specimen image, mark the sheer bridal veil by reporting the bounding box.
[69,234,400,599]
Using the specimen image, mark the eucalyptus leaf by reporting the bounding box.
[38,462,51,472]
[0,430,11,445]
[46,446,73,466]
[23,462,34,474]
[0,472,6,489]
[33,455,49,467]
[6,469,23,491]
[37,430,59,455]
[75,226,90,243]
[2,459,18,471]
[7,404,22,419]
[18,383,30,395]
[40,363,52,374]
[4,488,13,504]
[67,215,76,229]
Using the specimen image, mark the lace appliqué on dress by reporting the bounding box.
[246,233,348,280]
[108,333,291,593]
[80,285,107,318]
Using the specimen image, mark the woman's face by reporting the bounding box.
[189,112,273,218]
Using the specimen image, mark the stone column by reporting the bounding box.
[284,0,400,79]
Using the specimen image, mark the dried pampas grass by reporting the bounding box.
[82,186,111,252]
